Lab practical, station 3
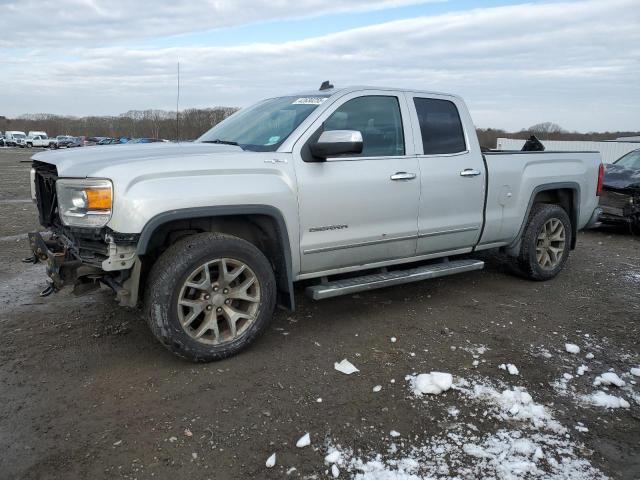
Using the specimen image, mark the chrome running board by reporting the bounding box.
[306,259,484,300]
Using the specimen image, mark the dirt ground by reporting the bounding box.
[0,147,638,480]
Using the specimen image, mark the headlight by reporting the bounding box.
[56,178,113,227]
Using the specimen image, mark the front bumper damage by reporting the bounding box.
[27,231,141,307]
[599,188,640,226]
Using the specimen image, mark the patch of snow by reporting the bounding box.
[565,343,580,354]
[585,352,594,360]
[372,385,382,393]
[472,360,479,367]
[563,373,574,380]
[581,391,630,409]
[390,430,401,438]
[406,372,453,396]
[458,382,565,433]
[593,372,625,387]
[575,425,589,433]
[329,426,605,479]
[390,337,397,343]
[447,406,460,417]
[265,453,276,468]
[499,363,519,375]
[331,464,340,478]
[630,367,640,377]
[325,450,342,464]
[296,433,311,448]
[334,359,359,375]
[576,365,588,376]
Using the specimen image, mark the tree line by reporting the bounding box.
[1,111,638,147]
[476,122,640,150]
[0,107,238,141]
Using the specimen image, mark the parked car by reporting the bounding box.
[4,131,27,147]
[27,84,602,362]
[128,138,166,144]
[56,136,82,148]
[97,137,118,145]
[0,135,5,147]
[599,148,640,233]
[26,134,58,149]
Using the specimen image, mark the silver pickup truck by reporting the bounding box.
[27,85,603,361]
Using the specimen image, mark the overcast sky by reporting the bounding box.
[1,0,638,131]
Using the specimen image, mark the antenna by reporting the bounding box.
[176,61,180,142]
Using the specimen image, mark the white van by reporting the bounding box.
[4,131,27,147]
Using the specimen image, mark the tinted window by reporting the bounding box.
[615,150,640,169]
[413,98,466,155]
[324,96,405,157]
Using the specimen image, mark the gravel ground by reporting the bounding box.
[0,147,638,479]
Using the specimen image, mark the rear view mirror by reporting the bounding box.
[310,130,363,159]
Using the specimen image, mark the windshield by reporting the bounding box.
[14,133,26,139]
[198,95,329,151]
[614,150,640,169]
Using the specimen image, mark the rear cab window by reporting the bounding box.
[413,97,466,155]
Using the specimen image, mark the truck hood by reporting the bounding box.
[603,164,640,191]
[31,142,243,177]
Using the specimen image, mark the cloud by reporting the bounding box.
[1,0,639,131]
[0,0,436,47]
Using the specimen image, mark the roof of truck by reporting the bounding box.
[288,85,462,101]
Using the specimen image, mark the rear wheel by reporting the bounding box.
[145,232,277,362]
[517,204,572,280]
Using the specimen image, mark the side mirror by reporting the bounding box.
[310,130,363,159]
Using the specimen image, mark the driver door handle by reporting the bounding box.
[390,172,416,181]
[460,168,481,177]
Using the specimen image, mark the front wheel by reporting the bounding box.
[145,232,277,362]
[517,204,572,280]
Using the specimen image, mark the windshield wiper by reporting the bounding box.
[202,139,239,146]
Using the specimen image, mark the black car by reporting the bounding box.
[57,136,82,148]
[599,149,640,233]
[97,137,120,145]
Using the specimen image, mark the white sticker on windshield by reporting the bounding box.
[292,97,327,105]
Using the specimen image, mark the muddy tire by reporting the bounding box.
[517,204,572,281]
[145,232,277,362]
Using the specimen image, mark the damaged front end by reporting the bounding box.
[599,164,640,230]
[26,231,141,306]
[27,160,141,306]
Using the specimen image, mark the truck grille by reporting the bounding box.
[33,161,60,228]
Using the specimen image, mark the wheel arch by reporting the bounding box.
[136,205,295,310]
[507,182,580,255]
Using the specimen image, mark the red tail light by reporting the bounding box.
[596,163,604,196]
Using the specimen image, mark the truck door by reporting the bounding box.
[293,90,420,275]
[406,94,485,255]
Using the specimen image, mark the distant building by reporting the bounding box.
[496,138,640,164]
